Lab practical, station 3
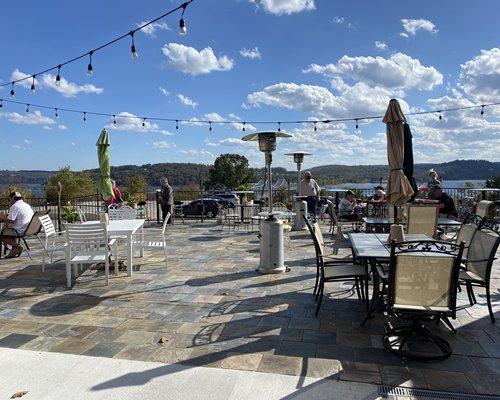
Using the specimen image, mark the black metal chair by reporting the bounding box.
[1,210,51,259]
[303,215,366,316]
[458,222,500,323]
[382,239,465,361]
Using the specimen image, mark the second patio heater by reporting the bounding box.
[242,131,292,274]
[285,151,311,230]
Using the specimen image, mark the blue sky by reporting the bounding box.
[1,0,500,172]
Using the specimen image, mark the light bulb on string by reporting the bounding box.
[438,111,442,120]
[480,105,485,117]
[242,122,246,132]
[314,122,317,132]
[55,108,59,118]
[175,120,179,130]
[87,51,94,76]
[83,112,87,122]
[179,3,187,35]
[113,115,116,125]
[278,122,281,132]
[55,65,62,86]
[0,99,3,109]
[26,104,30,113]
[30,75,36,94]
[142,117,146,127]
[209,121,212,132]
[355,119,359,134]
[130,31,138,59]
[10,83,15,99]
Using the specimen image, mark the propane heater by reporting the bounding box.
[285,152,311,230]
[242,131,292,274]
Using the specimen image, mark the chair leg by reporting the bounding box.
[315,280,324,316]
[485,285,495,323]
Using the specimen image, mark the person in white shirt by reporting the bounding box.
[0,192,34,258]
[298,171,320,218]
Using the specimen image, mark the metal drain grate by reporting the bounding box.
[378,385,500,400]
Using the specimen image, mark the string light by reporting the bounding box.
[242,122,246,132]
[83,112,87,122]
[209,121,212,132]
[55,65,62,86]
[0,99,2,108]
[0,97,498,133]
[10,83,15,99]
[30,75,36,94]
[87,51,94,76]
[0,1,196,91]
[142,117,146,127]
[480,105,485,117]
[26,104,30,112]
[314,122,317,132]
[355,118,359,133]
[130,31,138,60]
[179,3,187,35]
[438,111,443,120]
[55,108,59,118]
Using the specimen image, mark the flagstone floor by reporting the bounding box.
[0,220,499,396]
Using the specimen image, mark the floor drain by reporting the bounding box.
[378,385,500,400]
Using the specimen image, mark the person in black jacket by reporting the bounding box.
[434,185,458,219]
[159,177,173,224]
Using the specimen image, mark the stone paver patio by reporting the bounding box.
[0,220,499,396]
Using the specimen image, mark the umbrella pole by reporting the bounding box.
[394,205,399,225]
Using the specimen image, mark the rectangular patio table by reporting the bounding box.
[85,219,145,276]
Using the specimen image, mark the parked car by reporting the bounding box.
[213,193,240,208]
[182,199,221,218]
[213,196,235,209]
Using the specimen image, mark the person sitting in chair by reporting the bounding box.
[0,192,34,258]
[434,185,458,219]
[338,190,362,222]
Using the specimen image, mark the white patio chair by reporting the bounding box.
[133,212,170,267]
[475,200,494,218]
[108,204,137,220]
[38,214,66,271]
[65,222,115,287]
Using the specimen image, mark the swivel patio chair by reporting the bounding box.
[382,239,465,361]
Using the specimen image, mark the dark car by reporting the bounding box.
[212,193,239,208]
[182,199,221,218]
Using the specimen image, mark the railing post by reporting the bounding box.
[156,190,161,224]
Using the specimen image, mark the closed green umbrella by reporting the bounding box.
[96,128,114,201]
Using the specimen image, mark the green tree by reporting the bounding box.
[45,167,95,201]
[123,175,149,203]
[205,154,255,190]
[485,175,500,188]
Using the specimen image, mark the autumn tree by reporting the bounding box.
[45,167,95,202]
[205,154,255,191]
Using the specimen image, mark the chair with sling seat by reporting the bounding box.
[406,205,439,238]
[382,239,465,361]
[132,212,170,267]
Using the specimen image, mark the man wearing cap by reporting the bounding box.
[299,171,321,219]
[0,192,34,258]
[338,190,362,222]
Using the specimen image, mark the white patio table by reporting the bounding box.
[85,219,145,276]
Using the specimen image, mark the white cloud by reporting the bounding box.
[10,69,103,98]
[159,86,170,96]
[240,47,262,59]
[137,21,170,37]
[333,16,344,24]
[458,47,500,103]
[375,41,387,50]
[400,18,438,36]
[23,139,32,145]
[106,111,173,135]
[254,0,315,15]
[177,94,198,108]
[304,53,443,90]
[58,124,67,130]
[153,141,176,149]
[162,43,233,75]
[179,149,216,159]
[1,110,55,125]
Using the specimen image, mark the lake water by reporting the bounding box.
[323,180,486,191]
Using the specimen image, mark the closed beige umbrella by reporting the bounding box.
[383,99,414,214]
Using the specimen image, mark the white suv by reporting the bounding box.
[213,193,240,208]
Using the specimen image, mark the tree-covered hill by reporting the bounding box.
[1,159,500,188]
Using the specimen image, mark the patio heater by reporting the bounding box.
[285,152,311,230]
[242,131,292,274]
